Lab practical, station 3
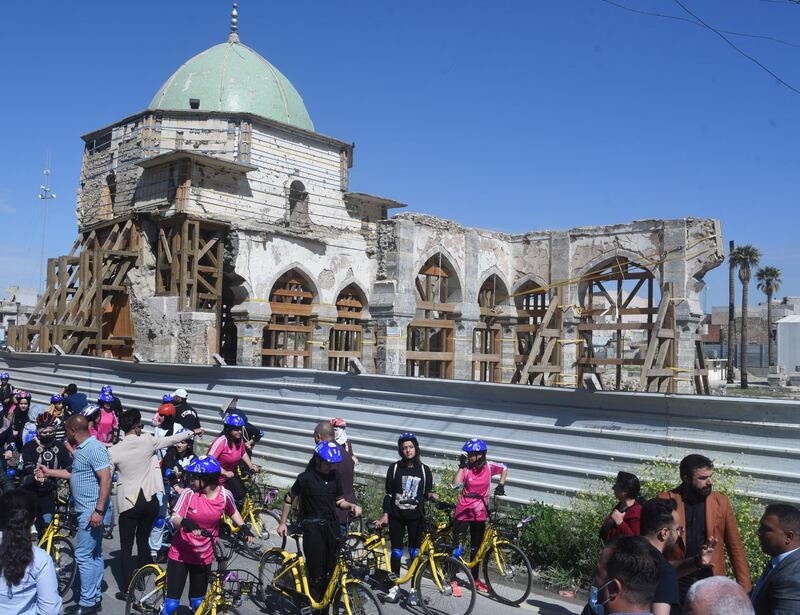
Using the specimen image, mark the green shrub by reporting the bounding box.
[516,456,770,590]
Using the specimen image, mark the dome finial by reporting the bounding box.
[229,3,239,42]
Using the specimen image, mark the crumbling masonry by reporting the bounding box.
[10,24,724,394]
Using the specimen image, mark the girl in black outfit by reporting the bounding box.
[21,413,71,535]
[161,431,197,501]
[375,432,434,604]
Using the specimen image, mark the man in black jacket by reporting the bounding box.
[171,388,200,431]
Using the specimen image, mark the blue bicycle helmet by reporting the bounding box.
[101,385,113,394]
[397,432,419,457]
[223,413,246,428]
[315,441,342,464]
[50,394,64,404]
[98,392,114,403]
[0,373,9,380]
[82,404,101,417]
[162,393,173,403]
[398,432,418,445]
[186,455,221,474]
[462,438,488,453]
[16,390,31,400]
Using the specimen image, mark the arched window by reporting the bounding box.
[472,275,508,382]
[514,280,550,361]
[262,270,315,368]
[406,254,460,379]
[578,257,659,390]
[329,284,367,372]
[286,180,310,227]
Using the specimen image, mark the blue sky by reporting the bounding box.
[1,0,798,308]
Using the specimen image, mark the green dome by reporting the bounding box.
[149,36,314,131]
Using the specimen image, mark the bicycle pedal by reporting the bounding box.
[299,607,314,615]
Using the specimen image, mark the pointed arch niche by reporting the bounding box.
[472,274,510,382]
[577,256,660,390]
[328,283,368,372]
[262,270,316,368]
[406,254,460,379]
[514,279,551,364]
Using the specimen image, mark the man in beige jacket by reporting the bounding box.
[109,409,202,599]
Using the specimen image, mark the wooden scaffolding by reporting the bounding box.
[156,217,225,313]
[512,286,565,385]
[8,219,139,359]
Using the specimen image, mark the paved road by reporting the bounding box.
[61,528,583,615]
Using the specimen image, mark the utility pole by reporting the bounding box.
[726,239,735,384]
[38,154,57,296]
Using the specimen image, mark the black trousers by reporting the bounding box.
[388,516,423,575]
[454,519,486,562]
[302,521,338,602]
[166,557,211,600]
[119,489,159,591]
[226,474,245,507]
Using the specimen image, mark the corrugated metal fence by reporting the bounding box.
[1,351,798,506]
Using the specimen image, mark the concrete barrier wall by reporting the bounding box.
[2,351,798,506]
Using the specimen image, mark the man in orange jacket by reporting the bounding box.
[658,453,751,603]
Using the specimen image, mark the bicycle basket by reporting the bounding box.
[493,516,522,542]
[218,569,261,603]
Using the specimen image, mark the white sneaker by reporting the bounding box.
[385,586,400,603]
[407,590,419,606]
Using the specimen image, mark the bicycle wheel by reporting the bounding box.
[482,541,532,605]
[50,536,76,595]
[217,522,240,564]
[330,579,383,615]
[250,507,286,551]
[415,554,476,615]
[259,549,296,603]
[125,566,165,615]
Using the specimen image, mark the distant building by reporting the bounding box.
[776,316,800,377]
[0,287,38,342]
[708,296,800,374]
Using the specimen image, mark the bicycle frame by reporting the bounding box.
[37,512,70,553]
[267,547,358,612]
[350,519,452,591]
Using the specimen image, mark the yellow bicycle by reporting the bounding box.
[344,502,477,615]
[258,520,384,615]
[125,529,258,615]
[219,474,283,559]
[436,494,533,605]
[37,494,77,595]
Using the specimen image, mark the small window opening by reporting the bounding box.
[189,98,200,110]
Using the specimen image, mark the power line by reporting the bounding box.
[672,0,800,96]
[598,0,800,49]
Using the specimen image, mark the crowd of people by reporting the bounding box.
[589,456,799,615]
[0,371,796,615]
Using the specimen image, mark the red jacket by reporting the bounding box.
[599,500,642,543]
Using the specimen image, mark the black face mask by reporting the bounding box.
[39,434,56,447]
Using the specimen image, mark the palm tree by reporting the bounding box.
[727,240,736,383]
[756,266,782,367]
[730,245,761,388]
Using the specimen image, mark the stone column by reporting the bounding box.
[499,318,517,384]
[663,220,704,394]
[374,315,411,376]
[231,300,271,367]
[550,232,577,387]
[360,321,376,373]
[310,303,338,372]
[453,316,479,381]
